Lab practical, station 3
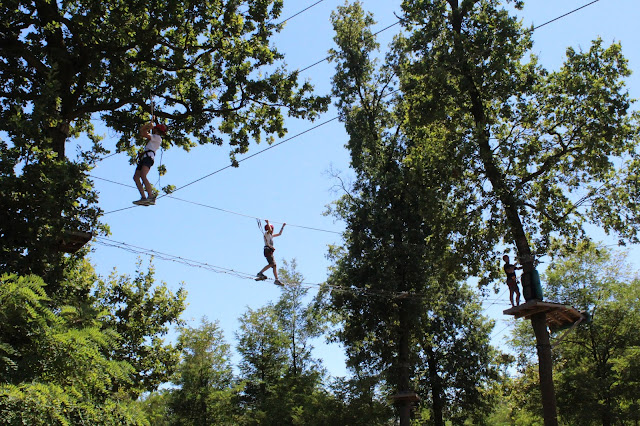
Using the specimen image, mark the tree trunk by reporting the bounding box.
[397,302,412,426]
[425,344,445,426]
[531,312,558,426]
[449,10,558,419]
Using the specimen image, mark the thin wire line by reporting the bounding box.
[491,322,513,340]
[91,175,343,234]
[531,0,601,31]
[168,117,340,196]
[93,235,510,307]
[276,0,325,26]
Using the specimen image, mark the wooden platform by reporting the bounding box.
[503,300,585,331]
[58,230,93,253]
[391,391,420,404]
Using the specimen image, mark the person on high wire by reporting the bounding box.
[503,254,522,307]
[256,220,286,286]
[133,119,167,206]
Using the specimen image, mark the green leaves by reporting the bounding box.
[512,243,640,424]
[328,3,500,423]
[94,260,187,397]
[169,318,236,425]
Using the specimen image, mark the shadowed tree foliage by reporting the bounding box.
[0,273,143,424]
[327,3,500,424]
[508,242,640,426]
[94,260,186,398]
[168,318,237,425]
[0,258,185,424]
[0,0,329,288]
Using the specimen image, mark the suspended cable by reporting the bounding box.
[276,0,325,26]
[490,322,513,340]
[92,175,342,234]
[531,0,601,31]
[93,235,508,308]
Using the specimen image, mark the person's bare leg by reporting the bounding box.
[515,290,521,306]
[259,265,270,274]
[272,265,278,280]
[133,171,146,198]
[509,291,515,307]
[139,165,154,198]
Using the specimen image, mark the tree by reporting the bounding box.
[168,318,236,425]
[0,0,329,285]
[543,242,639,425]
[327,4,500,424]
[236,260,334,425]
[94,259,187,398]
[236,304,288,421]
[386,1,640,423]
[325,374,394,426]
[0,273,147,424]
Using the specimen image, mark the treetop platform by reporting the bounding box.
[58,230,93,253]
[503,300,585,331]
[390,391,420,404]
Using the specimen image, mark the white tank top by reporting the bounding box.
[144,134,162,158]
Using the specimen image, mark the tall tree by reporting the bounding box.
[0,0,329,285]
[236,304,288,421]
[236,260,333,425]
[0,273,147,424]
[541,242,639,425]
[168,318,236,425]
[391,1,640,423]
[94,259,186,398]
[327,3,499,424]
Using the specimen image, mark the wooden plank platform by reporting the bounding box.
[503,300,585,331]
[391,391,420,403]
[58,230,93,253]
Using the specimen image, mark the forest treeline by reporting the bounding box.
[2,0,640,424]
[1,246,639,425]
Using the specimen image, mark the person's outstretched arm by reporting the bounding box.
[273,223,286,237]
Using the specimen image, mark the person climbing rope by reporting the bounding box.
[503,254,522,307]
[256,220,286,286]
[133,119,167,206]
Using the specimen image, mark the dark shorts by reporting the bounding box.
[136,155,154,171]
[264,246,275,266]
[507,278,519,292]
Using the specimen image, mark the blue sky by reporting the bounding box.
[86,0,640,379]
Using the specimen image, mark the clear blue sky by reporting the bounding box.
[87,0,640,379]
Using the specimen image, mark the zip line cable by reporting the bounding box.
[93,235,511,309]
[276,0,325,26]
[92,175,342,235]
[101,115,341,215]
[531,0,601,31]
